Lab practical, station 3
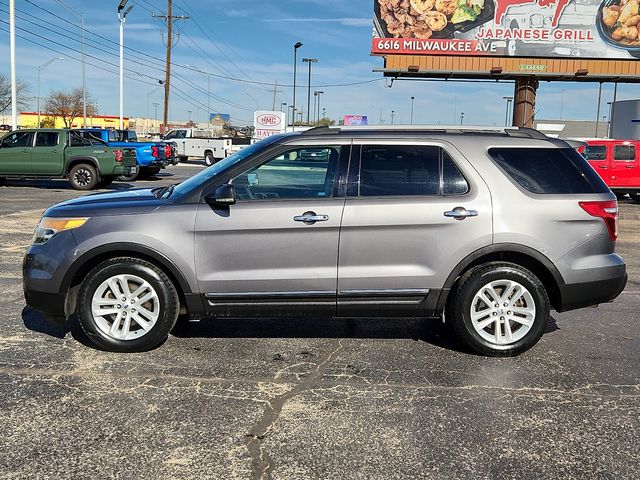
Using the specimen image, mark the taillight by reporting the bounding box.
[114,149,123,162]
[151,146,159,158]
[164,145,171,157]
[579,200,618,241]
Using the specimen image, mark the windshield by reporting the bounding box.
[164,130,185,140]
[171,134,293,197]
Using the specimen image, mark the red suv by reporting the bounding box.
[579,139,640,203]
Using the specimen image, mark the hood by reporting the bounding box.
[44,188,167,218]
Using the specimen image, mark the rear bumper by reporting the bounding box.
[558,264,627,312]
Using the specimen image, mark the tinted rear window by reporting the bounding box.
[613,144,635,161]
[489,147,609,194]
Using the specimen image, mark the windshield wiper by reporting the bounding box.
[153,183,178,199]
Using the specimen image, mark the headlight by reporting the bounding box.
[32,217,88,245]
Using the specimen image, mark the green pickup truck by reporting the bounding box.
[0,129,138,190]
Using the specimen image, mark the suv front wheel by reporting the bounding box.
[447,262,550,356]
[77,257,180,352]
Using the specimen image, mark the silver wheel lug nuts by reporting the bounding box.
[492,312,497,316]
[503,303,508,307]
[500,316,505,321]
[116,305,121,309]
[507,310,512,315]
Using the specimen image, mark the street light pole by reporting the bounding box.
[153,102,159,132]
[9,0,17,130]
[314,91,324,123]
[37,57,64,128]
[292,42,303,130]
[118,1,134,130]
[460,112,465,125]
[56,0,87,127]
[391,110,395,125]
[410,96,415,125]
[280,102,287,113]
[302,58,317,125]
[502,96,513,126]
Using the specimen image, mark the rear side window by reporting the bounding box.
[583,145,606,161]
[613,144,635,161]
[35,132,59,147]
[489,148,609,194]
[359,146,468,196]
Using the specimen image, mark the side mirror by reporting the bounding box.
[205,184,236,207]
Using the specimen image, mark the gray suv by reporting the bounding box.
[23,126,627,356]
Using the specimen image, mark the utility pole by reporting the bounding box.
[153,1,189,134]
[270,81,283,111]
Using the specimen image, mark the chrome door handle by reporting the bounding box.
[598,165,608,169]
[294,211,329,224]
[444,207,478,220]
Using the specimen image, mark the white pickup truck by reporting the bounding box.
[161,128,232,166]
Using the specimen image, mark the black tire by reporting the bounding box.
[204,152,215,166]
[630,193,640,204]
[68,163,99,190]
[116,169,140,182]
[76,257,180,352]
[97,176,114,188]
[447,262,550,357]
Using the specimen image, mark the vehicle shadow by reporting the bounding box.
[22,306,560,354]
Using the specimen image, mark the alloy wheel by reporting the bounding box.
[91,274,160,340]
[469,279,536,346]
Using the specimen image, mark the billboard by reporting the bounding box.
[209,113,231,124]
[253,111,286,139]
[372,0,640,59]
[344,115,369,126]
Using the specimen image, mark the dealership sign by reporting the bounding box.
[253,111,286,139]
[372,0,639,59]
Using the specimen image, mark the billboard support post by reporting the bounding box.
[513,77,538,128]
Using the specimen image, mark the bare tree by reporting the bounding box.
[0,73,31,114]
[44,88,96,128]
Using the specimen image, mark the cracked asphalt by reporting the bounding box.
[1,164,639,479]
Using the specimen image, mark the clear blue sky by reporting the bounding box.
[0,0,635,125]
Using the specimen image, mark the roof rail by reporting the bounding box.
[302,124,549,140]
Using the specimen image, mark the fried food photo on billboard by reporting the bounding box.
[379,0,485,39]
[602,0,640,45]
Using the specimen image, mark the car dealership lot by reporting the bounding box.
[1,167,639,479]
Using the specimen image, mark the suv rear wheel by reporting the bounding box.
[77,257,180,352]
[69,163,98,190]
[447,262,550,356]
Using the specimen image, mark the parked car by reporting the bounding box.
[0,128,137,190]
[76,128,173,181]
[577,139,640,203]
[161,128,232,166]
[23,126,626,355]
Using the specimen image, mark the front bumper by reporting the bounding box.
[558,264,628,312]
[22,231,77,317]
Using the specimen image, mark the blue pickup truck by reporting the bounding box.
[76,128,175,181]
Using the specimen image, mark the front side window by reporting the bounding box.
[359,145,468,196]
[109,130,120,142]
[1,132,32,148]
[583,145,606,161]
[613,144,635,161]
[231,146,340,201]
[35,132,59,147]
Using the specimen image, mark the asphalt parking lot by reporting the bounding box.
[1,164,639,479]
